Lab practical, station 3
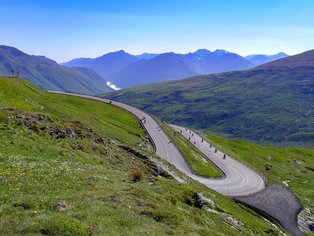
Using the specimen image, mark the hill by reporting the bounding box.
[0,77,285,235]
[63,50,139,79]
[0,45,113,95]
[106,50,314,146]
[246,52,288,66]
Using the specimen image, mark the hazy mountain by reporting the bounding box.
[105,50,314,146]
[192,49,212,57]
[136,53,159,60]
[246,52,288,66]
[64,49,289,89]
[192,49,254,74]
[0,45,112,95]
[106,52,196,88]
[63,50,139,79]
[107,50,254,88]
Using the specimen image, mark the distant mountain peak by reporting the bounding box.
[0,45,28,57]
[276,52,288,57]
[193,49,211,56]
[64,49,139,79]
[136,53,159,60]
[101,50,128,57]
[246,52,289,66]
[256,49,314,68]
[212,49,230,56]
[116,49,126,54]
[154,52,177,58]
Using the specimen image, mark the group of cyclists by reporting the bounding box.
[181,129,227,160]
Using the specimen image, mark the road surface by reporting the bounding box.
[49,91,265,196]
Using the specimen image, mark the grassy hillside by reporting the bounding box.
[0,77,286,235]
[106,60,314,147]
[0,45,112,95]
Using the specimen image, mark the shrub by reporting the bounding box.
[128,169,142,182]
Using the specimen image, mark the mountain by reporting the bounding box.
[0,45,112,95]
[193,49,212,57]
[105,50,314,146]
[106,52,197,88]
[136,53,159,60]
[0,77,287,235]
[63,50,139,79]
[246,52,288,66]
[64,49,289,89]
[106,50,254,88]
[191,49,254,74]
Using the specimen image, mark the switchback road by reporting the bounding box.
[49,91,265,196]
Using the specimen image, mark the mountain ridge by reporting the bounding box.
[63,50,139,79]
[245,52,288,66]
[63,49,287,88]
[0,45,113,95]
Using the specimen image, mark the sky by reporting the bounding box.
[1,0,313,62]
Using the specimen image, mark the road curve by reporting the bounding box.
[49,91,265,196]
[171,125,265,196]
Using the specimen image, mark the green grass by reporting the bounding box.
[162,122,222,178]
[205,133,314,209]
[0,78,288,235]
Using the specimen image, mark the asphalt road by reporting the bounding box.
[171,125,265,196]
[49,91,265,196]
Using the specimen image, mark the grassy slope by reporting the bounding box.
[106,67,314,147]
[162,123,222,177]
[0,78,285,235]
[205,134,314,209]
[0,78,140,146]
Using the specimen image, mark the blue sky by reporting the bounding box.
[1,0,313,62]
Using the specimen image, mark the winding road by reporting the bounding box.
[50,91,265,196]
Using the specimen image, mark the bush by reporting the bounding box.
[128,169,142,182]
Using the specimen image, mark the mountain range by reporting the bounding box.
[105,50,314,146]
[245,52,288,66]
[0,45,113,95]
[64,49,288,89]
